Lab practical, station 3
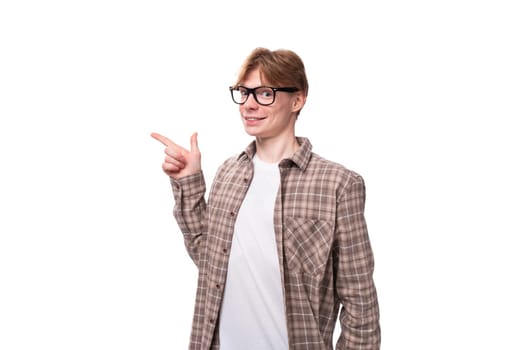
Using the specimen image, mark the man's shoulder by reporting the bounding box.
[308,152,363,181]
[218,153,244,169]
[212,153,250,181]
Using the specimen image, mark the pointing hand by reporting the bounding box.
[151,132,202,179]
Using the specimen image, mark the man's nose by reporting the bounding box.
[244,92,259,107]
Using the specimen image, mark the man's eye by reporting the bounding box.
[258,89,273,98]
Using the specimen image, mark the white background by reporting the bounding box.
[1,1,524,349]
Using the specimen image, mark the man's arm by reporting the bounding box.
[171,172,208,268]
[334,175,381,349]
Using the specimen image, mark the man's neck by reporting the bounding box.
[254,135,299,163]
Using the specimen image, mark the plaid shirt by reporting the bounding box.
[170,137,380,350]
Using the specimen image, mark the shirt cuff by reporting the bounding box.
[170,171,205,198]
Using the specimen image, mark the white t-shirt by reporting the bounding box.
[219,154,289,350]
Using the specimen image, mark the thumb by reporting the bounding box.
[190,132,200,153]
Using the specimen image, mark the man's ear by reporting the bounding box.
[292,93,306,112]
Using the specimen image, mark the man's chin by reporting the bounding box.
[242,127,261,137]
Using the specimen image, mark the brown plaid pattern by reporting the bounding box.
[170,137,380,349]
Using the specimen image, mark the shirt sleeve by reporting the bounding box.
[334,175,381,350]
[170,171,208,268]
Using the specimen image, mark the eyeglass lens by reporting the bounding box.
[232,87,275,105]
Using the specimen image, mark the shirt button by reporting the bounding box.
[215,283,221,289]
[222,248,228,254]
[209,318,214,324]
[230,211,235,217]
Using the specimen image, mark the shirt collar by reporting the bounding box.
[238,137,312,171]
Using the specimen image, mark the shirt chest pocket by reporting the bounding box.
[283,217,334,275]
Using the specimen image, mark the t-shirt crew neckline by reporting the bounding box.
[253,153,279,168]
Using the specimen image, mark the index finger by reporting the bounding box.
[151,132,177,147]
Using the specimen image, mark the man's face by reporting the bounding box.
[238,68,303,140]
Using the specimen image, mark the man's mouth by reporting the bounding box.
[244,116,266,121]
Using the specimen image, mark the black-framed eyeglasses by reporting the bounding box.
[229,85,299,106]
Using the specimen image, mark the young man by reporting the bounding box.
[152,47,380,349]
